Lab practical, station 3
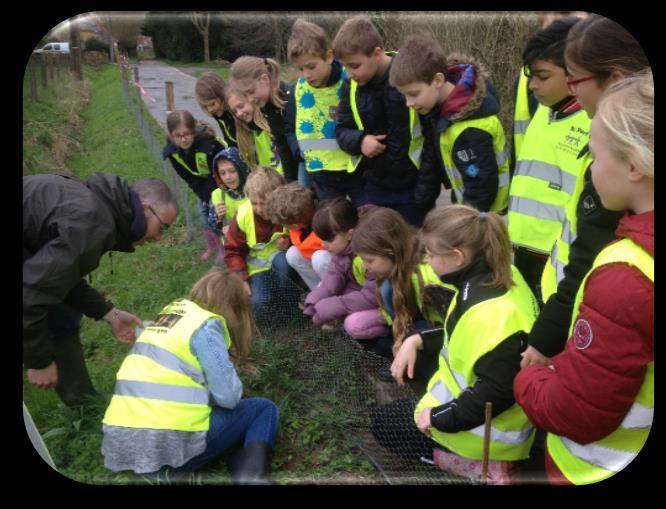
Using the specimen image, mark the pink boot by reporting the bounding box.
[432,448,515,485]
[214,241,226,265]
[201,229,220,262]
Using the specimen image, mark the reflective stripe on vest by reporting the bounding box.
[415,266,539,461]
[347,77,423,172]
[541,152,594,302]
[103,299,232,432]
[217,117,237,146]
[508,105,590,253]
[171,151,211,178]
[512,70,532,159]
[547,238,653,484]
[236,200,286,276]
[295,73,352,173]
[439,115,510,212]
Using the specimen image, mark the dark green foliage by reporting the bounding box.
[84,38,110,53]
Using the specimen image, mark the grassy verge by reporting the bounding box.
[23,62,377,485]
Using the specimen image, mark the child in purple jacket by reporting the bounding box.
[303,198,389,339]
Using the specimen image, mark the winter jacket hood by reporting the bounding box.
[211,147,249,197]
[616,209,654,257]
[435,54,500,128]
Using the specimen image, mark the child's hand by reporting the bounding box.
[390,334,421,386]
[361,134,387,158]
[416,408,433,437]
[520,345,553,369]
[215,203,227,219]
[276,236,290,251]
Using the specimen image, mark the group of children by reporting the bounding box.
[100,13,653,485]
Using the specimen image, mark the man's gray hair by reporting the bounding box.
[131,178,178,211]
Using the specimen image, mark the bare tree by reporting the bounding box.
[190,11,211,62]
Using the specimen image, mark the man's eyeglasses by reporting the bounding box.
[148,205,170,234]
[566,74,596,95]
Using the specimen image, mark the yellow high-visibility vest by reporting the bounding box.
[236,200,287,277]
[439,116,510,212]
[295,71,352,173]
[415,266,539,461]
[508,105,591,253]
[540,150,594,302]
[547,238,653,484]
[103,299,232,432]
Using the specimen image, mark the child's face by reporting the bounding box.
[360,253,394,278]
[565,61,606,118]
[527,59,570,107]
[216,160,240,191]
[397,74,446,115]
[169,125,195,150]
[322,230,352,256]
[339,48,382,86]
[589,116,632,211]
[425,245,465,278]
[200,98,225,117]
[246,74,271,108]
[227,93,254,123]
[292,51,334,88]
[249,194,268,220]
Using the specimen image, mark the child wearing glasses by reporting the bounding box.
[522,15,651,365]
[506,17,591,302]
[162,110,226,262]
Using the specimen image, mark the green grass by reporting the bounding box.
[23,62,378,485]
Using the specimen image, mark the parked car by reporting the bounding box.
[34,42,70,54]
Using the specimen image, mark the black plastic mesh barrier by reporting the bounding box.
[247,270,470,485]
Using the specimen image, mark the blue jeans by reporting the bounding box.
[297,161,313,189]
[198,199,215,232]
[250,251,304,320]
[155,397,279,476]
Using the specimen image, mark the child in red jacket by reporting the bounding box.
[514,71,653,485]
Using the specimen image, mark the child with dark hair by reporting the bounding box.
[195,72,238,149]
[506,17,591,301]
[162,110,226,261]
[303,198,387,336]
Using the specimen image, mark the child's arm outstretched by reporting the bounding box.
[419,331,526,435]
[223,218,250,281]
[191,318,243,408]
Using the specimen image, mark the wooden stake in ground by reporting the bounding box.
[165,81,175,112]
[481,401,492,484]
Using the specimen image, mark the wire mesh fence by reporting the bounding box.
[118,58,197,241]
[245,270,469,485]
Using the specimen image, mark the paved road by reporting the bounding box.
[132,59,452,208]
[132,60,222,136]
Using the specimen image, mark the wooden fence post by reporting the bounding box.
[165,81,175,112]
[40,54,48,89]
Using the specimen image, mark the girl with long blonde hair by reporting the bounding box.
[102,267,278,484]
[230,56,299,182]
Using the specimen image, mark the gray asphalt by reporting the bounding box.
[132,60,222,136]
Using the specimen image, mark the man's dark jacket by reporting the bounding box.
[23,173,140,369]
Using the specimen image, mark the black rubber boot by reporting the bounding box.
[52,333,98,407]
[228,442,272,485]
